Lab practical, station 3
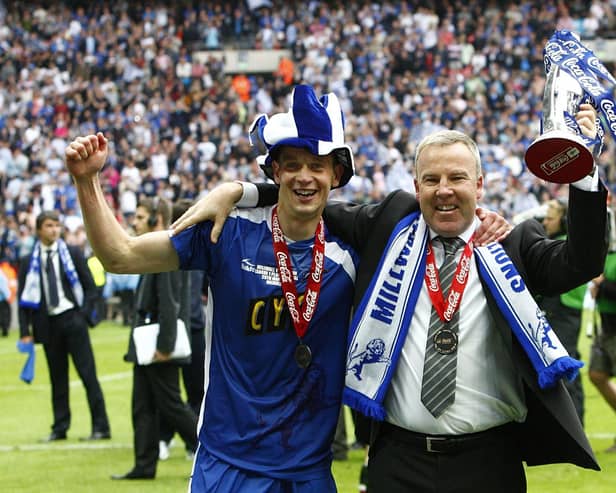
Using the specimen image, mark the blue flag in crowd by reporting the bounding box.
[16,340,35,384]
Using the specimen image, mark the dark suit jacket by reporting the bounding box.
[124,270,191,364]
[322,186,607,471]
[17,243,98,343]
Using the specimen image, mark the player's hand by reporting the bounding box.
[65,132,109,180]
[576,103,597,140]
[474,207,512,245]
[171,182,244,243]
[153,350,171,362]
[590,274,604,299]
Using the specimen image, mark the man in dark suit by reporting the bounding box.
[18,210,110,442]
[111,197,197,480]
[321,125,605,491]
[172,105,606,492]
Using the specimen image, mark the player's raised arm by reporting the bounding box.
[66,132,179,274]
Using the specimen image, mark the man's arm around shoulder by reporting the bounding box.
[323,190,417,248]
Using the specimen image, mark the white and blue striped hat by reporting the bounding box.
[248,84,355,188]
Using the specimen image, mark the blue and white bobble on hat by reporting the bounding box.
[248,84,355,188]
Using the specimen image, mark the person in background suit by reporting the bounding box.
[0,267,10,336]
[183,269,207,413]
[172,105,606,492]
[110,196,198,480]
[18,210,111,442]
[159,199,207,461]
[171,199,207,415]
[588,237,616,453]
[537,198,587,425]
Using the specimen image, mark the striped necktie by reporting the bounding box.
[420,236,464,418]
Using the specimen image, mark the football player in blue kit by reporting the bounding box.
[65,84,360,492]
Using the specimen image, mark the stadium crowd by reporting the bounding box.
[0,0,615,263]
[2,2,616,490]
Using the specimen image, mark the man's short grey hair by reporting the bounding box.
[414,130,482,177]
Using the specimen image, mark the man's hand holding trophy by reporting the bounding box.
[525,30,616,183]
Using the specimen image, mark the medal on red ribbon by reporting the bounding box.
[423,236,474,323]
[271,206,325,368]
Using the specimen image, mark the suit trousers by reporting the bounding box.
[132,363,198,475]
[159,329,205,445]
[368,422,526,493]
[183,329,206,414]
[0,300,10,335]
[43,308,109,434]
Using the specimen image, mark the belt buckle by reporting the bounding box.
[425,436,447,453]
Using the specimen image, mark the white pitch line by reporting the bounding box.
[0,442,132,452]
[0,439,191,453]
[0,334,129,356]
[588,432,615,439]
[0,371,132,392]
[1,435,614,455]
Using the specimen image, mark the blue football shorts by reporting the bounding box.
[189,446,337,493]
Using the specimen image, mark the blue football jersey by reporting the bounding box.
[171,206,358,480]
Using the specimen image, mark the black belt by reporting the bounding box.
[380,421,515,454]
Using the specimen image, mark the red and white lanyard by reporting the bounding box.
[271,206,325,339]
[423,235,474,322]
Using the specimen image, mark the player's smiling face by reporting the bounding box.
[272,146,342,222]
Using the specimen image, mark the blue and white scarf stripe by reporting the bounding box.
[19,240,84,310]
[320,91,345,150]
[259,87,346,153]
[475,245,581,387]
[345,213,427,419]
[343,215,581,420]
[544,30,616,154]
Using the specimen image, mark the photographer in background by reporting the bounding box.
[537,199,588,425]
[588,204,616,452]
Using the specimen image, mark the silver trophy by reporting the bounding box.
[524,64,594,183]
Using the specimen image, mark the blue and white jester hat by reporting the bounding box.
[248,84,355,189]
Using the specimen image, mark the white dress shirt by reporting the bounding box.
[42,243,75,316]
[385,218,527,435]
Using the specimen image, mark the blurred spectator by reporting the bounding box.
[275,55,294,85]
[588,249,616,452]
[0,266,10,336]
[104,271,139,326]
[537,199,588,425]
[0,0,614,230]
[0,214,19,268]
[232,73,252,103]
[87,255,107,326]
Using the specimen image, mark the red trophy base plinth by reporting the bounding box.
[524,130,593,183]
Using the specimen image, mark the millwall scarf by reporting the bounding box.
[344,212,582,420]
[19,240,84,310]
